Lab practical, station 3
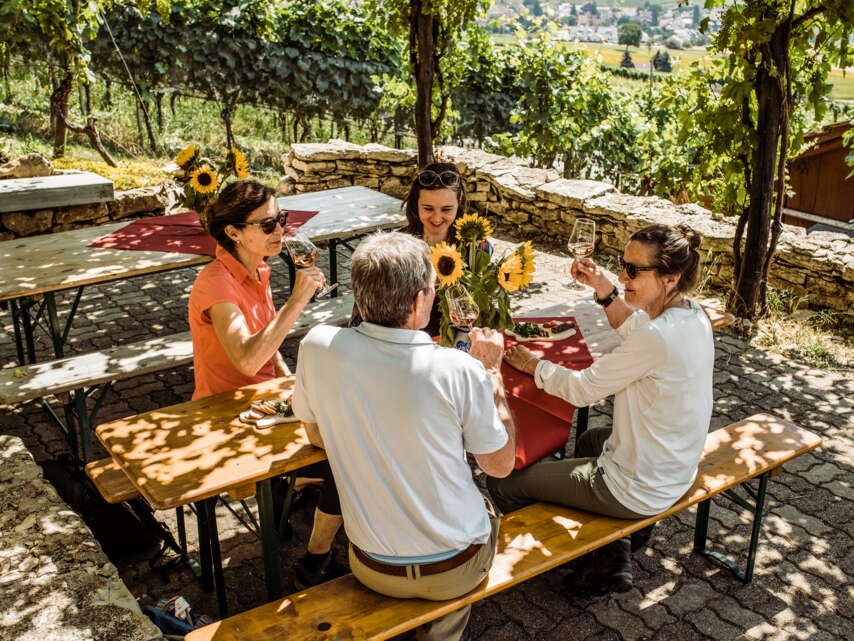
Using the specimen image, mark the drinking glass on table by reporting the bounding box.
[446,284,480,334]
[567,217,596,290]
[283,230,337,298]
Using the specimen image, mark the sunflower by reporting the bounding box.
[516,241,536,287]
[455,213,494,244]
[174,144,199,168]
[189,165,219,194]
[230,147,250,179]
[497,254,524,292]
[431,242,464,287]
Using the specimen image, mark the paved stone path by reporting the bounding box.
[1,234,851,641]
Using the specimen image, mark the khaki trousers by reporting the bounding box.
[349,514,500,641]
[487,427,646,519]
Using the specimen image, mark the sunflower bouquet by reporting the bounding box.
[170,144,250,230]
[431,212,536,347]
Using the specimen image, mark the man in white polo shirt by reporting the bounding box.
[292,231,517,641]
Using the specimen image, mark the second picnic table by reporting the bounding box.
[96,375,324,617]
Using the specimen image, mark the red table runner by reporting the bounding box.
[502,317,594,469]
[88,210,319,257]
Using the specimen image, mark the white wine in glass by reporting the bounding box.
[283,231,336,298]
[567,218,596,289]
[446,285,480,332]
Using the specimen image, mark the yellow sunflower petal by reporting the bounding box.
[174,144,199,168]
[498,254,524,291]
[455,213,493,244]
[431,242,464,287]
[189,165,219,194]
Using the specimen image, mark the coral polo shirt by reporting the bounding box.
[188,246,277,399]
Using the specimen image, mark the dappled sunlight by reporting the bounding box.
[279,186,405,242]
[0,222,209,299]
[96,376,324,510]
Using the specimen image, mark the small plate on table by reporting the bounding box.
[239,399,300,430]
[506,320,577,343]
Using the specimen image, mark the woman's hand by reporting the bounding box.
[504,345,539,376]
[291,266,326,305]
[571,258,614,299]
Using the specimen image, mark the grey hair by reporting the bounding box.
[351,231,433,328]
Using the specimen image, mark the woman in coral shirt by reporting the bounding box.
[188,180,344,588]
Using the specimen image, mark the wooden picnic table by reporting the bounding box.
[0,186,404,363]
[96,375,326,616]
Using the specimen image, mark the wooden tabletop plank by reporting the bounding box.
[0,222,209,301]
[96,376,327,510]
[0,172,114,213]
[186,414,821,641]
[278,186,405,242]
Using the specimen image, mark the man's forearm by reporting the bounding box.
[490,371,517,452]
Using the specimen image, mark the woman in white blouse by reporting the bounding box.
[496,223,714,597]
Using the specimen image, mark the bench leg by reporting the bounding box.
[20,298,38,363]
[44,292,65,358]
[257,477,283,601]
[205,499,229,618]
[10,299,26,365]
[195,500,214,593]
[693,471,770,584]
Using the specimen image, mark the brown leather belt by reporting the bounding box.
[352,542,482,577]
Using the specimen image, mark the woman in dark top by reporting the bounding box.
[351,162,489,337]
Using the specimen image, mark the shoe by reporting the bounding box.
[293,549,348,591]
[562,537,632,596]
[631,524,655,553]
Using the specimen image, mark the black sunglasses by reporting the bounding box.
[619,256,659,280]
[238,211,288,234]
[417,169,460,188]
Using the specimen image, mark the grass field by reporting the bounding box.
[492,35,854,101]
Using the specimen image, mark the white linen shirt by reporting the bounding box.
[292,322,508,557]
[534,300,714,515]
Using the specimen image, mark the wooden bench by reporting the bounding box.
[186,413,820,641]
[1,293,355,461]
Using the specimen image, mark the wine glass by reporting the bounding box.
[283,230,337,298]
[446,285,480,333]
[566,218,596,290]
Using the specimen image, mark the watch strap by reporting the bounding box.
[595,285,619,308]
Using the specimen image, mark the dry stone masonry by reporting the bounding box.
[282,140,854,314]
[0,153,182,241]
[0,435,163,641]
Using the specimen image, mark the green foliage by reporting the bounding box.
[88,0,402,128]
[620,49,635,69]
[843,122,854,178]
[451,28,522,145]
[618,23,642,48]
[652,50,671,72]
[500,36,643,184]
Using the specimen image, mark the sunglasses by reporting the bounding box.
[619,256,660,280]
[238,211,288,234]
[417,169,460,188]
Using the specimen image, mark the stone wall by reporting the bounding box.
[281,140,854,313]
[0,181,182,241]
[0,436,163,641]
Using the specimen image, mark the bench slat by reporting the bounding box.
[0,293,355,405]
[85,457,140,503]
[186,413,821,641]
